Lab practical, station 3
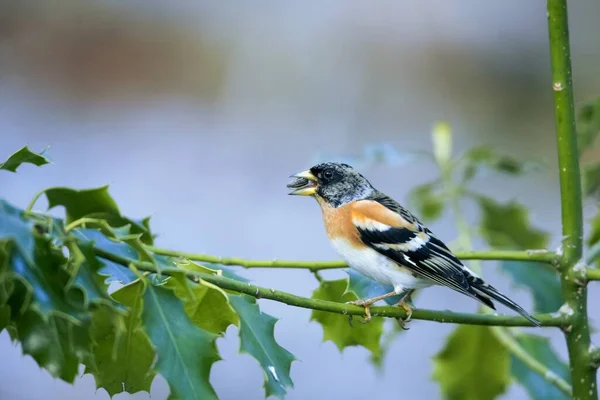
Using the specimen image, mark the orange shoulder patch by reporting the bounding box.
[350,200,414,230]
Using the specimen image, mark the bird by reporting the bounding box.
[287,162,540,327]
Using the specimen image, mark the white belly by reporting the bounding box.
[330,238,432,291]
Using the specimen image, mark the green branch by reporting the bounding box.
[547,0,597,398]
[147,247,558,271]
[92,246,564,328]
[587,269,600,281]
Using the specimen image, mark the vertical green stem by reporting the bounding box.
[547,0,596,398]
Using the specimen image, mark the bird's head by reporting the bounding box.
[287,162,374,207]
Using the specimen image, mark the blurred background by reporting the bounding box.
[1,0,599,399]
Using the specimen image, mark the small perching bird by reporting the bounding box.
[287,162,540,326]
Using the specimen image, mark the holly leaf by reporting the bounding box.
[16,310,91,383]
[45,186,120,221]
[346,268,415,367]
[310,279,384,362]
[478,197,561,312]
[408,181,446,222]
[0,303,18,340]
[511,334,570,400]
[0,146,51,172]
[87,284,155,396]
[502,262,562,313]
[45,187,153,243]
[229,295,295,399]
[73,228,138,284]
[10,237,84,319]
[0,199,37,265]
[166,274,238,335]
[478,198,548,249]
[433,325,510,400]
[69,243,121,309]
[346,269,408,306]
[461,146,534,181]
[142,280,220,400]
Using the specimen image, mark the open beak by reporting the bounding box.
[287,170,318,196]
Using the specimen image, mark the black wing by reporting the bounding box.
[359,192,489,304]
[359,191,541,325]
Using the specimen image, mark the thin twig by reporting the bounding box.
[91,245,565,328]
[146,246,558,271]
[587,269,600,281]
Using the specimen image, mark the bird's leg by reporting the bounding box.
[394,290,415,330]
[346,290,401,323]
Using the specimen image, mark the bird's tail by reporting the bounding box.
[468,278,541,326]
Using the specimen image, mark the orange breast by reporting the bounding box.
[316,197,362,247]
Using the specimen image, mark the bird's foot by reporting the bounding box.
[346,299,373,323]
[395,300,414,330]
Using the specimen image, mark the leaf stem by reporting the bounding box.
[146,247,557,270]
[547,0,597,397]
[91,245,565,327]
[25,189,47,212]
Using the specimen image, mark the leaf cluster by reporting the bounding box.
[0,147,296,399]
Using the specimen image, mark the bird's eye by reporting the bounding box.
[323,170,334,180]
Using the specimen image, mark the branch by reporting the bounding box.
[93,246,566,328]
[547,0,597,398]
[491,326,572,396]
[587,269,600,281]
[147,247,558,271]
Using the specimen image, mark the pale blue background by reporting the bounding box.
[1,1,599,399]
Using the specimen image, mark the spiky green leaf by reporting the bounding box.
[45,187,153,243]
[45,186,120,221]
[10,238,84,319]
[346,269,408,306]
[16,310,91,383]
[501,262,562,313]
[73,228,138,284]
[478,197,561,312]
[87,284,155,396]
[462,146,533,181]
[511,334,570,400]
[408,181,446,222]
[142,281,220,400]
[166,273,238,335]
[0,199,37,264]
[310,279,384,362]
[479,198,548,249]
[69,243,121,308]
[0,146,51,172]
[229,294,295,399]
[433,325,510,400]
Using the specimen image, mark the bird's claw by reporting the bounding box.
[395,300,414,330]
[346,300,372,323]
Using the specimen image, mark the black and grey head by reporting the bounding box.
[287,162,375,207]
